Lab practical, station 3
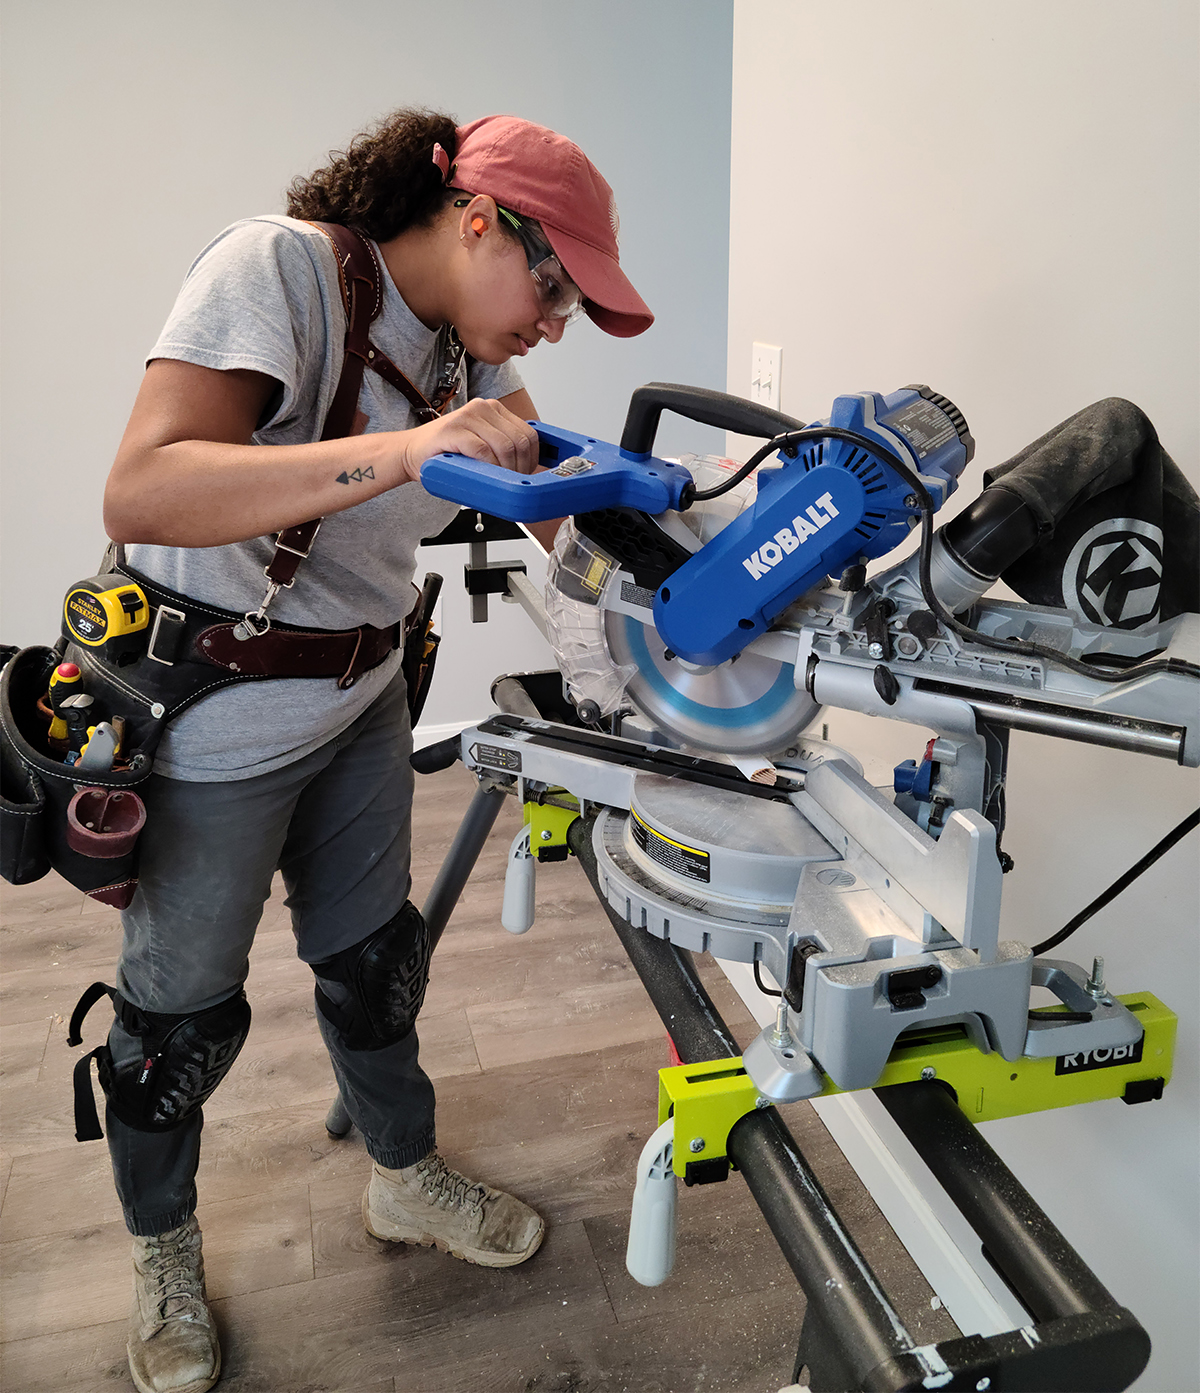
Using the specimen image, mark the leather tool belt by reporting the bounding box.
[84,562,406,752]
[0,563,411,907]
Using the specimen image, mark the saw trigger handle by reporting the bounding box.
[619,382,806,460]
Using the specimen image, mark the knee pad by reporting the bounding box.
[67,981,251,1142]
[311,901,430,1051]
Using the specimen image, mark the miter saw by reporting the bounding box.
[408,383,1198,1391]
[422,379,1194,1091]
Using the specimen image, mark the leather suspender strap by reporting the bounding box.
[367,350,445,424]
[314,224,385,440]
[263,224,461,599]
[314,222,450,426]
[309,223,465,424]
[264,225,384,591]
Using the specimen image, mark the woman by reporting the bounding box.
[98,108,652,1393]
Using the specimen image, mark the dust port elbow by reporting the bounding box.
[940,484,1040,584]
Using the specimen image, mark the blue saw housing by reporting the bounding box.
[654,388,971,663]
[420,423,693,521]
[418,386,973,667]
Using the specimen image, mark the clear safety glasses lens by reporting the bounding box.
[528,254,585,325]
[496,205,585,325]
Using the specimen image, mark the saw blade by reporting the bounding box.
[604,609,819,755]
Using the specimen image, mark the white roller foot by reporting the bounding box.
[501,826,536,934]
[625,1117,677,1286]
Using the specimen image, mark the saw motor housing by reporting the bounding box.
[650,386,974,665]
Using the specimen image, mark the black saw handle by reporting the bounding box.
[620,382,806,458]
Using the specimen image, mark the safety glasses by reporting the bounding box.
[454,196,585,325]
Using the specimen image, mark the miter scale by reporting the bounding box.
[404,382,1198,1391]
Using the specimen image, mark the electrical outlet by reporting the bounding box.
[750,342,782,410]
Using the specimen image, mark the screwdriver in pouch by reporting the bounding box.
[46,662,83,747]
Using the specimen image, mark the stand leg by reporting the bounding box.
[421,780,509,948]
[325,1093,353,1138]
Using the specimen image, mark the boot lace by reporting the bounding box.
[139,1221,207,1323]
[414,1153,487,1217]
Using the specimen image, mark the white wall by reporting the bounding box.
[730,3,1198,1388]
[0,0,734,723]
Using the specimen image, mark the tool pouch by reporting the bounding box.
[0,645,152,906]
[400,572,444,726]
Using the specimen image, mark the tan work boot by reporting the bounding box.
[127,1216,221,1393]
[363,1150,544,1268]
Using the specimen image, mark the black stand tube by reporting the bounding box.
[875,1081,1116,1324]
[421,780,509,951]
[569,816,916,1386]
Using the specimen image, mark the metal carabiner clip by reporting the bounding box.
[232,580,282,641]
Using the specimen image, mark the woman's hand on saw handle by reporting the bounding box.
[399,395,540,482]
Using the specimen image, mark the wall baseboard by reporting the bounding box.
[412,718,482,750]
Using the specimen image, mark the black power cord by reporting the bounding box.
[690,430,806,501]
[1031,806,1199,956]
[695,425,1200,686]
[753,960,782,997]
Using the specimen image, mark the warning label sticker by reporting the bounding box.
[620,580,656,610]
[470,743,522,773]
[1055,1035,1144,1075]
[581,550,614,597]
[889,399,957,459]
[630,808,711,883]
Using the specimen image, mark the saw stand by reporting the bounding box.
[321,687,1161,1393]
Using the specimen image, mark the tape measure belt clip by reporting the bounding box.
[145,606,188,666]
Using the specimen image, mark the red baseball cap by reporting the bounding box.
[448,115,654,338]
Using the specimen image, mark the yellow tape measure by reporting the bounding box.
[63,577,148,648]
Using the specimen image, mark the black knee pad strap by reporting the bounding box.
[68,981,251,1142]
[311,901,431,1051]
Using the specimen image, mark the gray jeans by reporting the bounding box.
[106,672,436,1235]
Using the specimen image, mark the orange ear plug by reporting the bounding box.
[471,217,486,234]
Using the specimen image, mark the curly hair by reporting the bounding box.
[286,107,461,241]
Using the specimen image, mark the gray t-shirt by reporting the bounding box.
[126,215,523,781]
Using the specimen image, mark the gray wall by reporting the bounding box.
[729,3,1198,1388]
[0,0,734,723]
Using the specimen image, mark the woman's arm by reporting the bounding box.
[104,359,541,547]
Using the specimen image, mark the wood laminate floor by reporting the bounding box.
[0,764,957,1392]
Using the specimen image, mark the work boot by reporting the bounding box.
[127,1216,221,1393]
[363,1150,544,1268]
